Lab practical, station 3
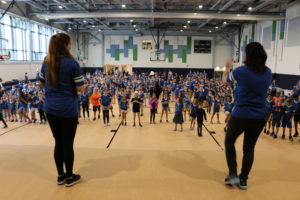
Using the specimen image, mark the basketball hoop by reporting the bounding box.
[150,50,166,62]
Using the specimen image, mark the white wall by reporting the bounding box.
[0,62,42,82]
[237,2,300,76]
[103,35,216,69]
[214,35,233,67]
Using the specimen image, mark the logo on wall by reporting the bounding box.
[106,36,138,61]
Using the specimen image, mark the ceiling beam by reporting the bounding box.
[35,11,285,21]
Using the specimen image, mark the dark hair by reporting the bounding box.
[244,42,267,73]
[45,33,73,88]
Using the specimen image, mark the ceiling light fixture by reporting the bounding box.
[187,20,191,24]
[180,29,183,32]
[193,13,197,15]
[98,29,102,32]
[130,19,134,22]
[215,26,219,29]
[92,25,95,28]
[223,21,227,25]
[83,20,87,23]
[248,7,252,11]
[199,5,203,9]
[135,29,138,31]
[122,4,126,8]
[58,5,63,9]
[237,14,241,16]
[1,1,7,4]
[133,25,137,28]
[183,25,187,28]
[209,30,212,33]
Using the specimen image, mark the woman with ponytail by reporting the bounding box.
[222,42,272,190]
[39,33,84,187]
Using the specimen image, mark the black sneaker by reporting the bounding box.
[112,115,115,117]
[289,135,294,141]
[224,175,239,186]
[263,128,266,133]
[93,117,96,121]
[65,174,81,187]
[270,132,274,136]
[98,115,100,119]
[282,134,285,140]
[3,125,8,128]
[266,130,270,135]
[57,174,66,185]
[133,123,136,127]
[139,123,142,127]
[238,178,248,190]
[293,132,299,137]
[273,134,277,139]
[198,132,203,137]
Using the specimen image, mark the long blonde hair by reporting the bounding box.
[45,33,73,87]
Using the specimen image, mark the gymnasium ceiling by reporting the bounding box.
[2,0,295,35]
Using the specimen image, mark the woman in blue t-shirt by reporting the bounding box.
[222,42,272,190]
[39,33,84,187]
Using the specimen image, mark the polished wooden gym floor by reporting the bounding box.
[0,103,300,200]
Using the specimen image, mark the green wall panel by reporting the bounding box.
[115,49,120,61]
[182,49,187,63]
[133,49,138,61]
[164,40,169,46]
[168,49,173,63]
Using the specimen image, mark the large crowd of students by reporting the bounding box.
[0,70,299,141]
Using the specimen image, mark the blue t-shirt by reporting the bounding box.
[175,103,183,115]
[283,105,294,121]
[39,57,84,118]
[101,95,111,107]
[227,66,272,119]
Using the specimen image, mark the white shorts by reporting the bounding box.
[225,111,231,115]
[121,110,128,114]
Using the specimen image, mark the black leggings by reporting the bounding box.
[225,116,266,180]
[46,113,78,177]
[82,103,89,118]
[0,113,7,126]
[38,109,47,122]
[150,109,156,122]
[103,110,109,124]
[197,121,203,134]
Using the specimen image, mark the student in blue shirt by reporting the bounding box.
[264,94,274,135]
[160,93,170,123]
[37,92,47,124]
[120,95,129,126]
[100,89,112,126]
[210,95,221,124]
[224,95,234,132]
[80,88,90,119]
[173,97,184,132]
[270,100,284,138]
[281,99,294,141]
[222,42,272,190]
[292,94,300,138]
[183,93,191,121]
[39,33,84,187]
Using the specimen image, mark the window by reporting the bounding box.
[142,40,153,50]
[0,12,63,61]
